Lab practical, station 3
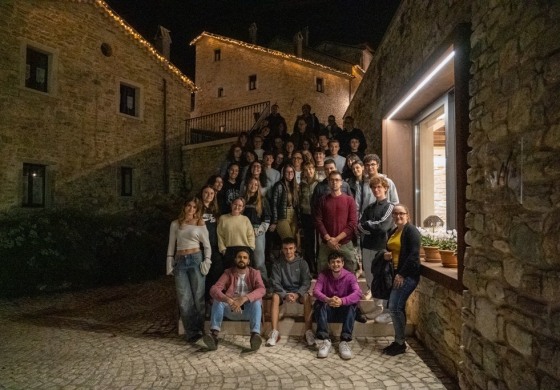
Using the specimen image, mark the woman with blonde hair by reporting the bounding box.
[166,197,212,343]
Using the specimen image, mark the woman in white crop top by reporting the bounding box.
[166,197,212,343]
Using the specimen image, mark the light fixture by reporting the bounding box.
[387,50,455,120]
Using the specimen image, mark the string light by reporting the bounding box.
[190,32,354,78]
[94,0,197,91]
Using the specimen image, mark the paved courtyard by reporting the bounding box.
[0,278,458,389]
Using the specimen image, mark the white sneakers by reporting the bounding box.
[305,329,316,346]
[317,339,331,358]
[375,312,393,324]
[266,329,280,346]
[338,341,353,360]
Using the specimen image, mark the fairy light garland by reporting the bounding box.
[93,0,197,91]
[190,32,354,79]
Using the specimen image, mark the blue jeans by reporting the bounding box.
[253,232,268,287]
[210,299,262,334]
[314,301,357,342]
[174,252,205,339]
[388,276,418,344]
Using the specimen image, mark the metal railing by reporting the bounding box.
[184,101,270,144]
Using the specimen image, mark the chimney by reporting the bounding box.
[249,23,257,44]
[294,31,303,58]
[303,26,309,47]
[154,25,172,59]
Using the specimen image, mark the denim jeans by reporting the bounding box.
[253,232,268,287]
[388,276,418,344]
[210,299,262,334]
[174,252,205,339]
[314,301,357,342]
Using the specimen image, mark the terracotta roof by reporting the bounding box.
[190,31,354,79]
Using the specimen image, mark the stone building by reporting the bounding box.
[0,0,196,212]
[347,0,560,388]
[189,30,364,126]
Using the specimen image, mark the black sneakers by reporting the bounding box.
[202,332,219,351]
[383,341,406,356]
[250,332,262,351]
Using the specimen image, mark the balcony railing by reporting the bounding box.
[184,101,270,144]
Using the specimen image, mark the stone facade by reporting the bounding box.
[191,33,361,127]
[0,0,194,212]
[349,0,560,388]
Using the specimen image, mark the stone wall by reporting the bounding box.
[0,0,192,212]
[461,1,560,389]
[408,278,463,378]
[192,35,356,127]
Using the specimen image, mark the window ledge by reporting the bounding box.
[420,261,463,292]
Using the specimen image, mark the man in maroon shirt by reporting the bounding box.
[314,170,358,272]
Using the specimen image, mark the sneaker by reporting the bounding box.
[250,333,262,351]
[266,329,280,347]
[317,339,331,358]
[382,341,399,353]
[385,342,406,356]
[304,329,316,347]
[355,309,368,323]
[202,333,219,351]
[339,341,353,360]
[375,312,393,324]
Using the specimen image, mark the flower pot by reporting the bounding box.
[423,246,441,263]
[419,246,426,261]
[439,249,458,268]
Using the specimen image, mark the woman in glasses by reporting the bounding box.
[382,203,421,356]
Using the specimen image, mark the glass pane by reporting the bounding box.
[418,105,447,228]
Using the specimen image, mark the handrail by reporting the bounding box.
[185,101,270,144]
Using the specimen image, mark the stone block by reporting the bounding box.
[505,322,533,356]
[503,350,538,389]
[537,338,560,379]
[475,298,499,342]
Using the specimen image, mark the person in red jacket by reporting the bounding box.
[204,248,265,352]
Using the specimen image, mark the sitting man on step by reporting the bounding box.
[204,248,265,352]
[265,237,313,347]
[312,251,361,360]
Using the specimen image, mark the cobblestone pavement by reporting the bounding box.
[0,278,459,389]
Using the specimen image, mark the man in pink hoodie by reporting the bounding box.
[313,251,362,360]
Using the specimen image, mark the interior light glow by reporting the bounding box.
[387,51,455,120]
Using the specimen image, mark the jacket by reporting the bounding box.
[389,223,421,281]
[210,266,265,303]
[270,255,311,299]
[359,199,394,250]
[371,250,394,300]
[270,181,297,223]
[313,268,361,306]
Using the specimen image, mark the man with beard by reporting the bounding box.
[205,249,265,352]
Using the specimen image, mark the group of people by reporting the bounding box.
[166,103,421,359]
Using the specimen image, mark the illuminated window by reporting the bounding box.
[25,47,50,92]
[119,83,138,117]
[214,49,221,61]
[22,163,46,207]
[249,75,257,90]
[121,167,133,196]
[316,77,324,93]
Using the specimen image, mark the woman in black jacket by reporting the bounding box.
[383,203,421,356]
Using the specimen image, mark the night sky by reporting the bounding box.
[105,0,401,79]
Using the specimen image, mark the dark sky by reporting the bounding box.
[105,0,401,79]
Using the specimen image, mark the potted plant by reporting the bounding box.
[437,230,458,268]
[417,227,441,263]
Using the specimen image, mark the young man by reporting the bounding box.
[310,159,352,213]
[336,116,367,157]
[205,249,265,352]
[266,237,314,347]
[314,171,358,272]
[363,154,399,204]
[263,151,281,193]
[313,147,327,181]
[328,139,346,173]
[313,251,362,360]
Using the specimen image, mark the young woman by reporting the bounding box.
[217,197,255,270]
[241,150,258,179]
[219,144,243,177]
[236,131,249,150]
[243,177,271,287]
[220,162,241,215]
[241,160,267,196]
[291,150,304,184]
[269,163,299,240]
[199,185,222,300]
[166,197,212,343]
[298,161,319,275]
[383,203,421,356]
[284,140,295,163]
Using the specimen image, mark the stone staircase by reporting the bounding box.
[180,278,414,338]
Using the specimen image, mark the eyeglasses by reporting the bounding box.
[293,156,303,160]
[392,212,408,216]
[364,162,378,167]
